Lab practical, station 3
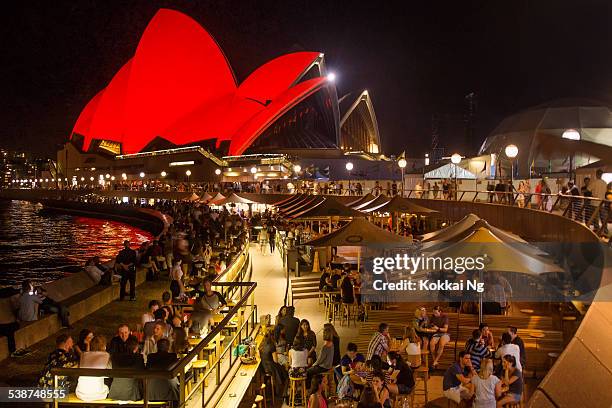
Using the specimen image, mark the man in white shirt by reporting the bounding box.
[592,169,608,235]
[495,332,522,371]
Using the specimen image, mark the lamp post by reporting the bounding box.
[398,158,407,197]
[345,162,354,195]
[185,169,191,190]
[451,153,462,200]
[504,144,518,184]
[562,129,580,181]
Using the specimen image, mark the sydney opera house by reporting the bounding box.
[58,9,382,183]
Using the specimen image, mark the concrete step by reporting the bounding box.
[291,276,320,283]
[292,293,320,300]
[291,281,319,288]
[292,287,320,294]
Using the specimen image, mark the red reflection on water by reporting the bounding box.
[70,216,153,262]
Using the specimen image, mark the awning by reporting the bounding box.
[280,196,325,217]
[354,194,390,211]
[347,193,376,208]
[304,217,414,247]
[290,197,366,220]
[365,195,440,215]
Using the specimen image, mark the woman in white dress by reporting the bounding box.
[76,335,111,401]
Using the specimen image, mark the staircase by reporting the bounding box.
[290,274,320,301]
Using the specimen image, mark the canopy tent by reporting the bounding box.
[208,192,226,205]
[290,197,366,220]
[420,213,482,242]
[424,162,477,180]
[347,193,376,208]
[354,194,390,211]
[184,192,200,202]
[420,213,546,257]
[198,192,213,203]
[424,227,563,323]
[365,195,440,215]
[304,217,413,247]
[424,227,562,275]
[215,192,257,205]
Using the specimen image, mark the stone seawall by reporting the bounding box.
[0,190,171,361]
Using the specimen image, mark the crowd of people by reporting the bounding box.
[32,198,259,403]
[258,305,415,408]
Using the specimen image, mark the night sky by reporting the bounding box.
[2,0,612,158]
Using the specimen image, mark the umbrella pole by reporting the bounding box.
[478,269,484,324]
[453,300,462,361]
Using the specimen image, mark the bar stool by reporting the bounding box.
[341,302,357,327]
[412,350,429,406]
[254,394,265,408]
[288,376,307,407]
[192,359,208,383]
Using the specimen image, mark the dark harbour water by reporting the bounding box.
[0,200,153,288]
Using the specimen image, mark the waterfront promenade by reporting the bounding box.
[0,277,168,386]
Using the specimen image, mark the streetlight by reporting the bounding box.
[160,171,167,178]
[105,174,110,179]
[215,168,221,175]
[139,172,145,178]
[250,167,257,174]
[562,129,580,179]
[505,143,518,183]
[451,153,462,200]
[121,173,127,180]
[326,72,336,82]
[90,176,94,182]
[345,162,354,195]
[398,158,407,197]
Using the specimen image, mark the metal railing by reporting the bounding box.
[393,189,610,237]
[51,253,257,408]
